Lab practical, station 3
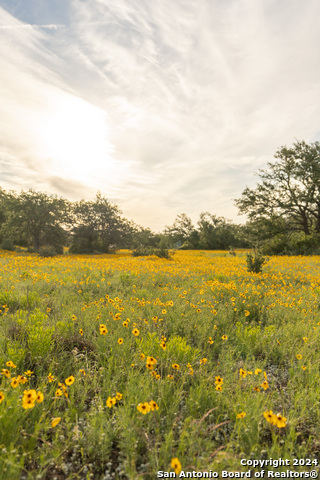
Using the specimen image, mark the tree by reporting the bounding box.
[197,212,238,249]
[1,189,69,252]
[235,141,320,237]
[166,213,199,248]
[70,193,128,254]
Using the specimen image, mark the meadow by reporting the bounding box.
[0,249,320,479]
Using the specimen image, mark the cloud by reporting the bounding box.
[1,1,320,230]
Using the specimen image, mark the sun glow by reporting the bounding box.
[38,93,115,184]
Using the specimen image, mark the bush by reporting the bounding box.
[246,251,266,273]
[261,233,320,255]
[38,246,60,257]
[153,235,171,259]
[132,246,154,257]
[1,238,15,251]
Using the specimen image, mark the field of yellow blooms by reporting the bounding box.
[0,249,320,479]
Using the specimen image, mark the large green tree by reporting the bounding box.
[235,141,320,236]
[197,212,238,249]
[1,189,69,252]
[70,193,129,254]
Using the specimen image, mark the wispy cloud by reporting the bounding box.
[1,1,320,230]
[0,23,64,29]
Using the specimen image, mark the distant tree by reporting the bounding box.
[130,225,158,249]
[235,141,320,236]
[197,212,237,249]
[1,190,69,252]
[166,213,199,248]
[70,193,128,254]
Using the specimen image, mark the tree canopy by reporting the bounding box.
[235,140,320,253]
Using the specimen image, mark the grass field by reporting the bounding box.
[0,249,320,479]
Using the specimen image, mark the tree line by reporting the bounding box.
[0,189,248,255]
[1,140,319,256]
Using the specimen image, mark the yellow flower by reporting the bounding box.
[275,413,287,428]
[140,353,145,360]
[99,324,108,335]
[255,368,262,375]
[24,370,33,376]
[10,377,19,388]
[147,356,157,366]
[6,361,16,368]
[239,368,247,378]
[137,402,151,414]
[132,328,140,336]
[79,369,86,376]
[208,337,214,344]
[221,335,228,340]
[118,338,124,345]
[149,400,159,411]
[200,358,207,365]
[18,375,28,384]
[263,410,277,425]
[51,417,61,428]
[106,396,114,408]
[55,389,63,397]
[253,386,260,392]
[215,384,223,391]
[22,389,37,409]
[296,354,302,360]
[1,369,11,378]
[160,341,166,350]
[79,329,83,336]
[0,392,4,404]
[116,392,123,401]
[36,391,44,403]
[303,337,308,342]
[48,373,55,382]
[261,380,269,390]
[172,363,180,370]
[236,412,246,419]
[171,458,182,475]
[301,365,307,371]
[65,376,75,386]
[215,376,223,385]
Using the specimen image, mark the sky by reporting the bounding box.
[1,0,320,232]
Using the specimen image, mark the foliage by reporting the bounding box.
[166,212,247,250]
[0,238,15,251]
[246,251,266,273]
[69,192,129,254]
[0,189,69,252]
[236,140,320,239]
[261,232,320,256]
[131,246,154,257]
[166,213,199,248]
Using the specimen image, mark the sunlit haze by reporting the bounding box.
[1,0,320,231]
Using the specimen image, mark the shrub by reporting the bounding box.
[132,246,154,257]
[246,251,266,273]
[1,238,15,251]
[39,246,59,257]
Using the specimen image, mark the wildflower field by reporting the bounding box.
[0,249,320,479]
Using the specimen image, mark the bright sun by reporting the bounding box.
[38,93,115,185]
